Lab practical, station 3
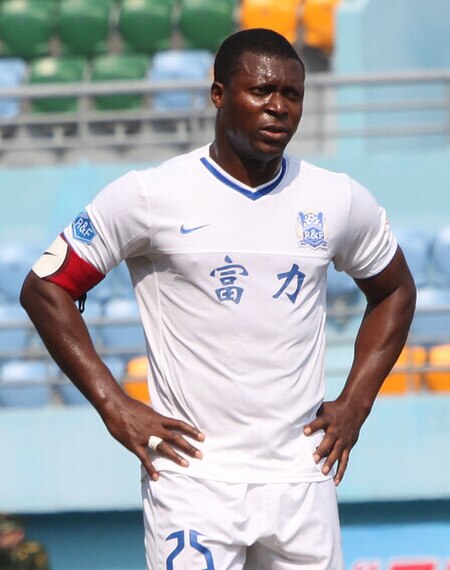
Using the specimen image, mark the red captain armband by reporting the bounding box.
[32,234,105,301]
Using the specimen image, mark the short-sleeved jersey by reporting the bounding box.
[62,145,397,483]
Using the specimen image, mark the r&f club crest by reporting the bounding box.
[296,211,328,250]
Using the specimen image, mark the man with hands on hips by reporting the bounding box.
[21,28,416,570]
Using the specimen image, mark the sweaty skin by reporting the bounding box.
[20,50,416,486]
[210,51,305,187]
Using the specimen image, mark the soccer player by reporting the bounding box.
[21,29,416,569]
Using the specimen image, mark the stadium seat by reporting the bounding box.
[81,298,103,346]
[0,58,27,119]
[88,263,134,304]
[327,266,360,306]
[0,303,30,354]
[118,0,175,55]
[301,0,340,55]
[395,227,433,288]
[148,49,214,112]
[379,345,426,395]
[240,0,301,44]
[324,343,354,400]
[56,356,126,405]
[178,0,237,52]
[0,360,53,408]
[28,56,87,113]
[0,0,56,60]
[410,287,450,347]
[91,53,149,111]
[102,298,146,354]
[425,344,450,392]
[0,243,40,302]
[55,377,89,405]
[431,225,450,286]
[57,0,112,57]
[104,355,127,381]
[123,355,150,403]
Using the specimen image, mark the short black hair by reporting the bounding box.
[214,28,305,86]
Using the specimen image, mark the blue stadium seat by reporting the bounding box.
[431,225,450,286]
[410,287,450,347]
[327,265,360,305]
[326,266,361,331]
[0,359,53,407]
[55,377,88,406]
[103,355,126,381]
[0,58,26,119]
[81,298,103,346]
[148,49,214,111]
[395,227,433,288]
[55,356,125,405]
[102,298,145,354]
[0,302,30,353]
[88,263,134,304]
[324,343,354,400]
[0,243,40,302]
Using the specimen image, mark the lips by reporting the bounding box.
[260,125,290,134]
[259,125,291,142]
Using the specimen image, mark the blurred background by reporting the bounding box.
[0,0,449,568]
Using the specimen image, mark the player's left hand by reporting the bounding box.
[303,398,367,486]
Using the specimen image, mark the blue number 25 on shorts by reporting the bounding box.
[166,529,215,570]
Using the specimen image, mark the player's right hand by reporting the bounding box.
[98,393,205,481]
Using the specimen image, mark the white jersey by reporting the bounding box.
[63,145,397,483]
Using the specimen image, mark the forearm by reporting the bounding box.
[21,271,204,479]
[20,271,125,412]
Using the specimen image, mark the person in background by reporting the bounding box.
[0,514,50,570]
[20,28,416,569]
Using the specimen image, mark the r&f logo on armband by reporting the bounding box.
[296,211,328,250]
[72,211,97,245]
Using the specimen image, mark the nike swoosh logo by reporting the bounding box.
[180,224,210,235]
[43,252,57,256]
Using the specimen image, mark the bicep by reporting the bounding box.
[21,270,85,329]
[354,246,416,307]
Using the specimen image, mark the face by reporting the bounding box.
[0,529,25,550]
[212,51,304,163]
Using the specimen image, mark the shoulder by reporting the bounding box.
[286,155,350,188]
[136,145,209,184]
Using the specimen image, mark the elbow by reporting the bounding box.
[402,275,417,328]
[19,271,33,312]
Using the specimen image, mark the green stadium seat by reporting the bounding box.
[118,0,175,55]
[57,0,112,57]
[91,53,149,110]
[0,0,56,60]
[28,56,87,113]
[178,0,237,52]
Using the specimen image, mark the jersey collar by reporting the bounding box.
[200,155,287,201]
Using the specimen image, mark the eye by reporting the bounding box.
[250,86,270,96]
[284,88,302,100]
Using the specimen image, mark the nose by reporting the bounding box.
[266,92,288,116]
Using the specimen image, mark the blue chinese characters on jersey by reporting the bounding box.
[273,263,305,304]
[296,211,328,250]
[210,256,249,304]
[72,211,97,245]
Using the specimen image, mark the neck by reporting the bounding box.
[209,142,283,188]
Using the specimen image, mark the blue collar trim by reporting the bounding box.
[200,156,287,201]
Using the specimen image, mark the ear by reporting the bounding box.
[210,81,225,109]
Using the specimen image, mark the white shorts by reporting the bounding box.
[141,471,344,570]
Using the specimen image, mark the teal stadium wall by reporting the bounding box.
[1,0,450,568]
